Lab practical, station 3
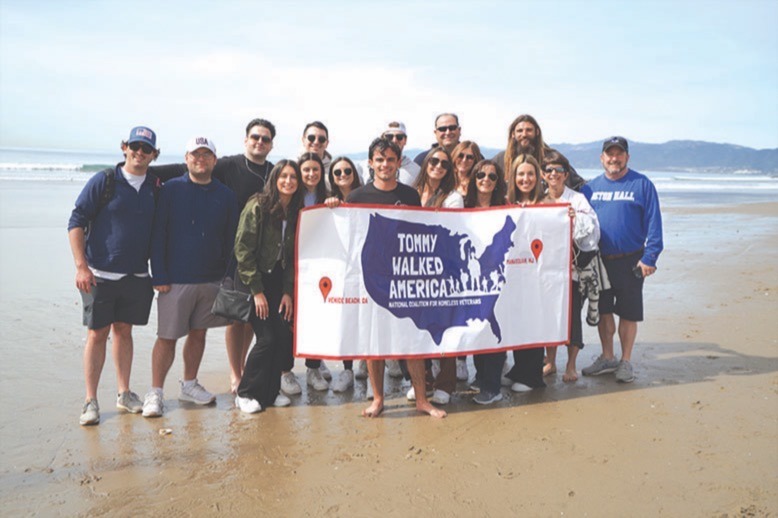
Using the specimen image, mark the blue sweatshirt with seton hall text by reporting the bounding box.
[68,164,157,274]
[581,168,663,267]
[150,174,238,286]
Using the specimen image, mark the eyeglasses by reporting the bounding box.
[436,124,459,133]
[457,152,475,161]
[384,133,406,141]
[189,150,214,160]
[476,171,498,181]
[333,168,353,177]
[129,142,154,154]
[544,166,567,175]
[249,134,272,143]
[428,157,451,169]
[306,134,327,144]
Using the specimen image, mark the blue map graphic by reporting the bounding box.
[362,213,517,344]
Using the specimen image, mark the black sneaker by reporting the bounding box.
[473,390,503,405]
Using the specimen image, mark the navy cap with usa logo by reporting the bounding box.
[602,136,629,153]
[128,126,157,148]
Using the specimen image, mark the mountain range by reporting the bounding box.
[401,140,778,174]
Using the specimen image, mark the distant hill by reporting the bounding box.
[401,140,778,174]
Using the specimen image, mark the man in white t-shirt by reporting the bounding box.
[68,126,161,426]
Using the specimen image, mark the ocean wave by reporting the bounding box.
[0,162,111,172]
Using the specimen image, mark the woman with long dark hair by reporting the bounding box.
[323,156,367,393]
[464,160,509,404]
[234,160,304,413]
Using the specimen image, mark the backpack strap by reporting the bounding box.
[97,166,116,211]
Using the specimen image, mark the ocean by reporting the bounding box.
[1,147,776,207]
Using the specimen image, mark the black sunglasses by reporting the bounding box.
[436,124,459,133]
[129,141,154,154]
[333,168,353,177]
[249,134,272,143]
[384,133,406,141]
[544,166,567,175]
[307,134,327,144]
[458,152,475,161]
[476,171,498,181]
[428,157,451,169]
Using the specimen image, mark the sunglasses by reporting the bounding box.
[436,124,459,133]
[129,141,154,154]
[306,134,327,144]
[476,171,498,181]
[457,152,475,161]
[249,134,272,143]
[544,166,567,175]
[428,157,451,169]
[384,133,406,141]
[333,168,353,177]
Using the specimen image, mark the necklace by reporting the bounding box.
[245,157,269,186]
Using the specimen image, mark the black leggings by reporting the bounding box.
[238,262,293,408]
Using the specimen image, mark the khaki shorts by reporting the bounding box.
[156,282,229,340]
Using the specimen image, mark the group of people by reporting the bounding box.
[69,113,663,425]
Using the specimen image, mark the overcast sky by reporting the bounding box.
[1,0,776,158]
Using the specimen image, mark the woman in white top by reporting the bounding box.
[541,149,600,382]
[415,148,464,209]
[323,157,366,393]
[503,154,547,393]
[411,148,463,405]
[293,152,331,392]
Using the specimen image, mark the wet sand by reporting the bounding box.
[0,182,776,517]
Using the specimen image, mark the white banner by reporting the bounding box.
[294,204,571,359]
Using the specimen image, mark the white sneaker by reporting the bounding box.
[386,359,403,378]
[406,386,433,401]
[179,379,216,405]
[501,376,513,387]
[280,372,302,395]
[332,370,354,392]
[307,368,329,391]
[430,389,450,405]
[142,390,164,418]
[354,360,368,380]
[235,395,262,414]
[79,398,100,426]
[319,361,332,381]
[456,358,469,381]
[273,393,291,407]
[511,382,533,393]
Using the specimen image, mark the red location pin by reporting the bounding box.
[319,277,332,302]
[531,239,543,261]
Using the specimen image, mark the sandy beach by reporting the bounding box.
[0,180,776,517]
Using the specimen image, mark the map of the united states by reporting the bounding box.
[361,213,517,345]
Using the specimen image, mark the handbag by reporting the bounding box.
[211,257,252,322]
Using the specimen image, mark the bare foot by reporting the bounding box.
[416,400,447,418]
[563,367,578,382]
[362,401,384,418]
[543,362,557,376]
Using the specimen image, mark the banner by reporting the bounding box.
[294,204,571,359]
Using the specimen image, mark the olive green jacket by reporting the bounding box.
[234,197,297,296]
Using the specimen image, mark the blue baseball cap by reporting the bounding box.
[127,126,157,149]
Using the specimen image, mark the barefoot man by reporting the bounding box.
[345,137,446,418]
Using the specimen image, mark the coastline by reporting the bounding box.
[0,181,776,516]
